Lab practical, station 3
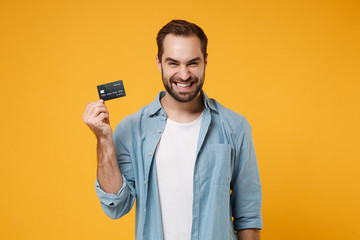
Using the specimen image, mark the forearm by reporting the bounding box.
[237,229,260,240]
[96,135,123,194]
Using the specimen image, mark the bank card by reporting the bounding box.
[97,80,126,101]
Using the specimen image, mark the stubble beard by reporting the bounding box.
[161,68,205,103]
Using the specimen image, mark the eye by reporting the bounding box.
[188,62,199,66]
[169,62,178,66]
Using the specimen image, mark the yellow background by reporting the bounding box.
[1,0,359,239]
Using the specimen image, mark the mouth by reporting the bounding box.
[174,82,194,88]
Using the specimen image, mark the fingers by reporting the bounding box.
[83,99,113,138]
[89,104,108,119]
[83,100,108,124]
[83,100,104,118]
[96,112,110,125]
[83,100,103,116]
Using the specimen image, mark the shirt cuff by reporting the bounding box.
[233,215,263,230]
[95,175,129,207]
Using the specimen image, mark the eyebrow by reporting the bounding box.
[165,57,201,63]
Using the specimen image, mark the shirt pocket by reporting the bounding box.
[198,144,233,234]
[200,143,232,186]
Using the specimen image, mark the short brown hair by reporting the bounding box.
[156,19,208,62]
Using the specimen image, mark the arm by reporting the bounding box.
[231,118,263,231]
[237,229,260,240]
[83,99,122,194]
[84,100,136,219]
[96,135,123,194]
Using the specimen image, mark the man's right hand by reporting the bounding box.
[83,99,113,139]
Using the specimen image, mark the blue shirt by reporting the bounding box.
[95,91,263,240]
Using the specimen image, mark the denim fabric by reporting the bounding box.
[95,91,263,240]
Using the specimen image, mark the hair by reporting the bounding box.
[156,19,208,62]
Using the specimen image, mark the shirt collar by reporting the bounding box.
[146,90,217,117]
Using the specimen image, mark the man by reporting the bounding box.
[83,20,262,240]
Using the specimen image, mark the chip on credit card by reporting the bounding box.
[97,80,126,101]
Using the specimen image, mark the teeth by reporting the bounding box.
[176,83,191,88]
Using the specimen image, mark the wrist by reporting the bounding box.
[96,133,113,143]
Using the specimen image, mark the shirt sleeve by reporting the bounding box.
[231,118,263,230]
[94,118,136,219]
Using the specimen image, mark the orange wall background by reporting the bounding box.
[1,0,359,239]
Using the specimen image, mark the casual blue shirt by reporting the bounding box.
[95,91,263,240]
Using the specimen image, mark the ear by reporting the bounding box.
[204,53,208,70]
[156,55,162,72]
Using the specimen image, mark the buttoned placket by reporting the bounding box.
[144,114,165,188]
[189,107,212,239]
[142,108,166,237]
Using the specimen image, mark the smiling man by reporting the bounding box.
[83,20,263,240]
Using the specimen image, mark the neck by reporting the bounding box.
[160,91,204,123]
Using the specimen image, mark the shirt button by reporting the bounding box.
[144,208,146,212]
[148,152,152,156]
[144,180,147,184]
[158,130,162,134]
[161,111,164,116]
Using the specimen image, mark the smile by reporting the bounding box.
[175,82,194,88]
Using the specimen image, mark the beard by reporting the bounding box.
[161,69,205,103]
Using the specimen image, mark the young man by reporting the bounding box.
[83,20,262,240]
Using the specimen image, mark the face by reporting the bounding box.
[156,34,207,103]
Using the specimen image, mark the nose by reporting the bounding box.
[178,65,190,81]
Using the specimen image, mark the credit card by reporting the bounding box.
[97,80,126,101]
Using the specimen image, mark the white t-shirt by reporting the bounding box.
[155,113,203,240]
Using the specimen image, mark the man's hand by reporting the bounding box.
[83,99,113,139]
